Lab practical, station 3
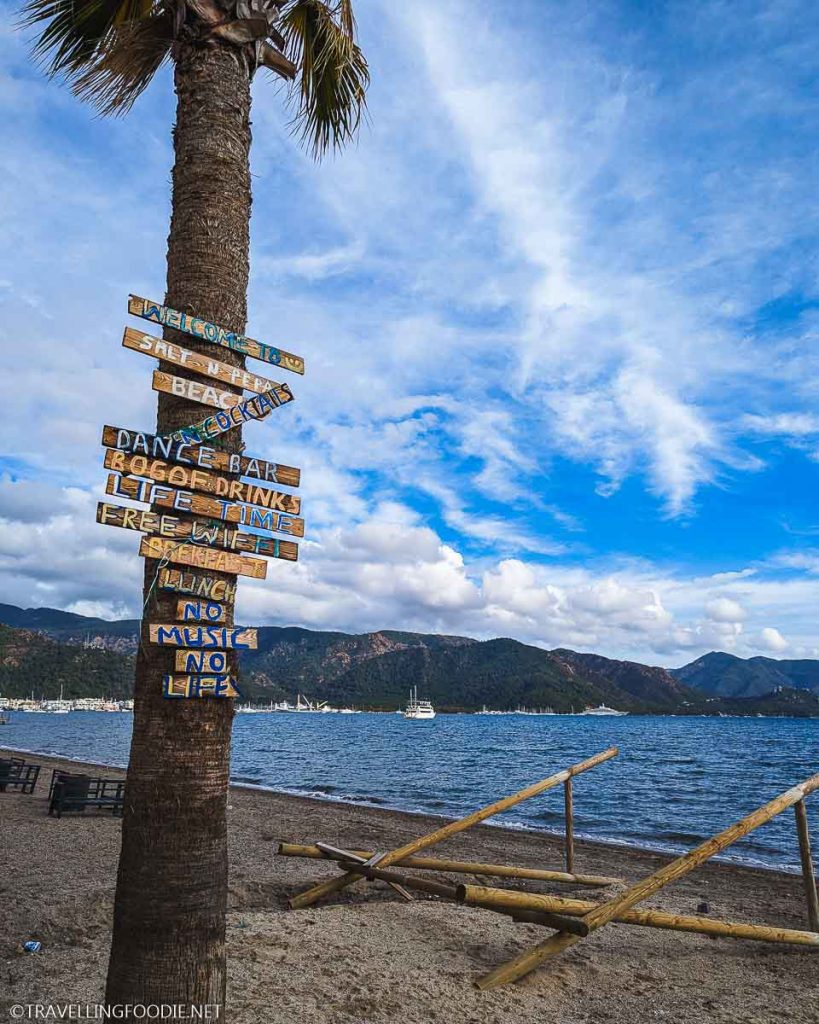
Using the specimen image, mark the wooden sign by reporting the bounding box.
[149,624,258,649]
[103,449,301,514]
[104,478,303,541]
[177,598,226,623]
[140,536,268,579]
[162,386,293,447]
[158,568,237,604]
[97,501,301,561]
[163,675,243,699]
[175,650,230,673]
[123,328,282,394]
[129,295,305,375]
[102,425,300,488]
[153,370,243,410]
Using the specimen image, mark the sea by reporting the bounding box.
[4,711,818,874]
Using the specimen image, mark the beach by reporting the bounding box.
[3,749,818,1024]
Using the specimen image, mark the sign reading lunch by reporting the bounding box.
[95,294,304,699]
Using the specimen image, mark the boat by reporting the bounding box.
[581,704,628,716]
[403,686,436,720]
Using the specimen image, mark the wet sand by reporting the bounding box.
[2,749,818,1024]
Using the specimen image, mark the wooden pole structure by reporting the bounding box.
[794,799,819,931]
[322,857,590,936]
[278,843,620,888]
[477,771,819,989]
[288,746,619,910]
[458,883,819,947]
[564,779,574,874]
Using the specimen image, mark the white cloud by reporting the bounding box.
[755,627,789,653]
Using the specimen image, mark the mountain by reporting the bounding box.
[0,624,135,700]
[672,651,819,697]
[0,602,817,715]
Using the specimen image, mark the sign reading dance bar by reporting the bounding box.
[128,295,305,374]
[102,424,301,488]
[93,292,304,699]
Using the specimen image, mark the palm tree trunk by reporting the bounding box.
[105,40,252,1015]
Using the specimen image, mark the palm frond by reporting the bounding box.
[281,0,369,159]
[74,11,173,114]
[19,0,171,114]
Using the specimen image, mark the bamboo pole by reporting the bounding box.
[323,856,589,935]
[795,799,819,931]
[564,779,574,874]
[458,883,819,947]
[476,772,819,989]
[278,843,621,887]
[288,746,619,910]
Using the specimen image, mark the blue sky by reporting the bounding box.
[1,0,818,665]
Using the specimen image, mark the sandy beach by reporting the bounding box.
[2,748,818,1024]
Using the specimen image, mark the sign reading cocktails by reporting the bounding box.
[95,296,304,699]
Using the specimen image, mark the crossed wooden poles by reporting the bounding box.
[281,747,819,989]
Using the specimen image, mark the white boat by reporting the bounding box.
[581,704,628,716]
[403,686,436,720]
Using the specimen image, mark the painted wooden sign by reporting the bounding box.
[163,675,243,699]
[139,536,268,579]
[162,386,293,447]
[129,294,305,375]
[102,425,300,488]
[158,568,237,604]
[149,624,258,649]
[177,598,226,623]
[152,370,242,410]
[103,449,302,514]
[175,649,230,673]
[123,328,282,395]
[104,477,303,540]
[97,501,302,562]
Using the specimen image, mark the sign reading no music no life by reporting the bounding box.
[93,292,305,699]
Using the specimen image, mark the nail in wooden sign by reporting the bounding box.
[163,675,243,699]
[123,328,283,395]
[158,568,237,604]
[152,370,243,410]
[140,536,268,579]
[175,649,230,673]
[103,449,301,514]
[102,424,301,488]
[129,294,305,375]
[104,479,303,541]
[150,624,257,649]
[162,386,293,447]
[177,598,226,623]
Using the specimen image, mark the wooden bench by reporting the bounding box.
[0,758,40,794]
[48,775,125,818]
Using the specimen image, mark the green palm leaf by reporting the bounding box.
[281,0,369,158]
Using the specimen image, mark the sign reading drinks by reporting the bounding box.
[95,293,304,698]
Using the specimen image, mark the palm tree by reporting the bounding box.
[20,0,368,1013]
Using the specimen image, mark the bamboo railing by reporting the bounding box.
[287,746,619,910]
[476,771,819,990]
[278,843,620,887]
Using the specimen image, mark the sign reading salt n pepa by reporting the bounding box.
[95,296,304,699]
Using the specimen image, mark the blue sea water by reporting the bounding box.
[4,712,818,873]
